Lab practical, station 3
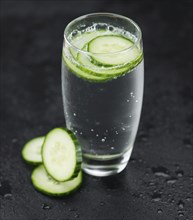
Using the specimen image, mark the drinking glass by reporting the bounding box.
[62,13,144,176]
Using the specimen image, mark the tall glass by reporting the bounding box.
[62,13,144,176]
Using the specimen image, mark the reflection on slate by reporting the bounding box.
[0,1,192,220]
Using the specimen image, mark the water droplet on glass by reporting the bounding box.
[129,115,132,118]
[42,204,51,210]
[96,134,99,137]
[111,147,114,150]
[122,127,126,131]
[177,200,184,209]
[73,113,77,116]
[101,138,105,142]
[126,99,130,102]
[91,129,94,132]
[115,131,119,135]
[100,202,105,206]
[79,132,83,135]
[157,209,163,214]
[152,166,170,178]
[135,100,139,103]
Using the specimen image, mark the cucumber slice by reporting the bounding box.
[88,35,140,66]
[62,54,110,82]
[42,128,82,182]
[70,30,116,59]
[22,137,44,164]
[77,45,133,77]
[31,165,82,196]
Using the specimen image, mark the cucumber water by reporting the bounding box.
[62,20,144,176]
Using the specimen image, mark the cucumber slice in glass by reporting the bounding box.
[22,137,44,164]
[31,165,82,196]
[88,35,140,66]
[42,128,82,182]
[63,54,110,82]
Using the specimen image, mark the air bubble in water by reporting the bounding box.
[108,26,114,31]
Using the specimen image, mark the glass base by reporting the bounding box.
[82,147,133,177]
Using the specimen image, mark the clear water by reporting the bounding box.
[62,25,144,175]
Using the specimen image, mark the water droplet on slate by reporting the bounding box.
[152,166,170,178]
[178,212,184,217]
[100,202,105,206]
[151,192,162,202]
[12,138,18,143]
[176,170,184,177]
[148,181,155,186]
[157,209,163,214]
[4,193,12,199]
[75,214,79,218]
[166,178,177,184]
[185,197,191,202]
[130,158,136,163]
[69,208,77,211]
[177,200,184,209]
[183,138,192,148]
[42,204,51,210]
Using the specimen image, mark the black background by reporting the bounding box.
[0,1,192,220]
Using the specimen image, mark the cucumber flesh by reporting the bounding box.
[77,45,134,77]
[22,137,44,164]
[31,165,82,196]
[42,128,82,182]
[63,54,110,82]
[88,35,139,66]
[70,30,116,59]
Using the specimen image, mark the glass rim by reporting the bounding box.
[64,12,142,55]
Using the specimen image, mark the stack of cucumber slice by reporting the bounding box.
[22,128,82,196]
[63,31,143,82]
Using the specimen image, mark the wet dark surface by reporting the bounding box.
[0,1,192,220]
